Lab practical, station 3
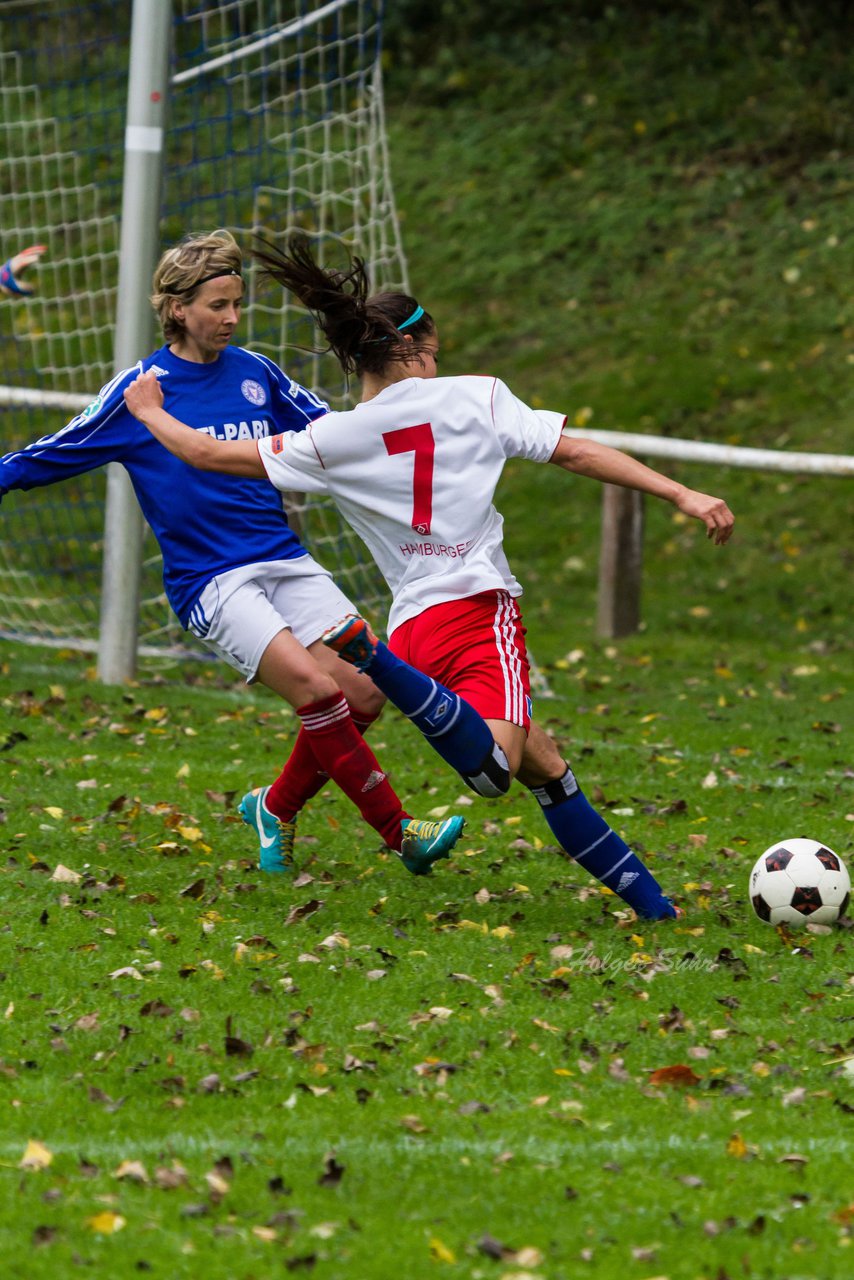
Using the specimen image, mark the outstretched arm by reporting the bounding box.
[549,433,734,545]
[124,370,266,478]
[1,244,47,298]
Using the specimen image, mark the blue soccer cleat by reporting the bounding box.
[399,815,465,876]
[238,786,296,874]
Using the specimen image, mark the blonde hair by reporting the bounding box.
[151,229,243,342]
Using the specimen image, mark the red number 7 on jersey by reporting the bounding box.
[382,422,434,536]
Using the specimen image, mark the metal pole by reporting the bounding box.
[97,0,172,684]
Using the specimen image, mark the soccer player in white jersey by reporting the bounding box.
[0,230,464,877]
[123,234,735,920]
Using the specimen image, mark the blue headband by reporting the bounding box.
[397,304,424,331]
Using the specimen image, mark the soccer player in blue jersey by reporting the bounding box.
[0,230,463,876]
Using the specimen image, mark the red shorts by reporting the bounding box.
[389,591,531,730]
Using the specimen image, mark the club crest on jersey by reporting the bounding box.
[241,378,266,407]
[80,396,103,420]
[414,521,431,536]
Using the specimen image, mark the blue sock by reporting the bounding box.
[529,767,676,919]
[365,641,510,796]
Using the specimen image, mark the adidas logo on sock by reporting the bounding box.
[361,769,386,793]
[616,871,640,893]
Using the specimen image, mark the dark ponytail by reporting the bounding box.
[252,233,433,376]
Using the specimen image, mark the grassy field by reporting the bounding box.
[2,5,853,1279]
[0,632,851,1279]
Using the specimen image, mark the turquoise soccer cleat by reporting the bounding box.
[238,786,296,874]
[399,815,465,876]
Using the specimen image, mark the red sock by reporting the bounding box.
[349,707,380,734]
[266,726,329,817]
[266,704,382,816]
[269,693,407,850]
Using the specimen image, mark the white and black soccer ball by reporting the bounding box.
[749,838,850,926]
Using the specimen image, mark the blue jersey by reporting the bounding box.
[0,345,328,626]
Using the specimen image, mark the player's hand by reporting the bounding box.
[0,244,47,297]
[674,486,734,545]
[123,369,165,423]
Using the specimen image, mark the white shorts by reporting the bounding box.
[188,555,357,681]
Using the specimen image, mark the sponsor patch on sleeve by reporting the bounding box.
[271,435,284,454]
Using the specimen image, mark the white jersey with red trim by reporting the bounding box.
[257,374,565,635]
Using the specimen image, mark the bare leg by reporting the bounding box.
[256,626,340,706]
[515,721,569,787]
[306,635,385,720]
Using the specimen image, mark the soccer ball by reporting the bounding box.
[749,838,850,926]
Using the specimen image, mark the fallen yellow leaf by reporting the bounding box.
[429,1237,456,1264]
[20,1139,53,1170]
[205,1171,231,1197]
[726,1132,748,1158]
[87,1211,126,1234]
[51,864,82,884]
[515,1246,545,1267]
[114,1159,148,1183]
[252,1226,278,1242]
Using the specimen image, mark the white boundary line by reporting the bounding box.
[1,1131,848,1161]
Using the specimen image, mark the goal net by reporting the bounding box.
[0,0,404,655]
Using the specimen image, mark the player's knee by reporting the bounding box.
[298,668,341,707]
[463,741,512,798]
[332,662,386,720]
[353,684,386,720]
[348,695,385,731]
